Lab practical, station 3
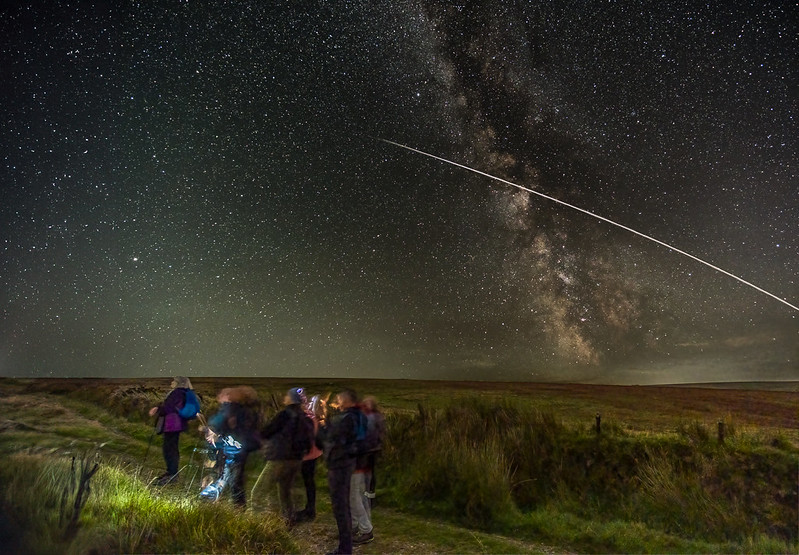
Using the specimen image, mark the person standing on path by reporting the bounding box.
[202,386,262,507]
[350,395,385,545]
[251,387,311,523]
[317,389,361,555]
[148,376,193,486]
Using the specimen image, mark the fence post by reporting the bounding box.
[717,421,725,443]
[595,413,601,435]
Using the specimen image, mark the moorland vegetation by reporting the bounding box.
[0,377,796,554]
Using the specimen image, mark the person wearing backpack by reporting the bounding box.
[251,387,311,523]
[148,376,194,486]
[317,389,361,555]
[362,396,386,502]
[202,386,262,507]
[350,395,385,545]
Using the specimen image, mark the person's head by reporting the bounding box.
[226,386,258,405]
[285,387,306,405]
[217,387,232,403]
[335,389,358,410]
[172,376,192,389]
[308,394,325,418]
[361,395,379,413]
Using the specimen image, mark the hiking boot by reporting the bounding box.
[199,482,222,501]
[294,509,316,523]
[155,473,177,486]
[353,530,374,545]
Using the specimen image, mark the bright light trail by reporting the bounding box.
[376,137,799,313]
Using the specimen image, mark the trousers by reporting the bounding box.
[327,458,357,554]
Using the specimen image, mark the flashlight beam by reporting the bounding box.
[376,137,799,313]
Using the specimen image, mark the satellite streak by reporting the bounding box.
[376,137,799,313]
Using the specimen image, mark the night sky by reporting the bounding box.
[2,1,796,383]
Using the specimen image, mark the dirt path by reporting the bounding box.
[287,502,562,555]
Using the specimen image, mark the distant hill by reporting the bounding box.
[670,381,799,391]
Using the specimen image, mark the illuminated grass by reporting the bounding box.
[0,453,296,554]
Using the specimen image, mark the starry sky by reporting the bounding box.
[2,1,797,383]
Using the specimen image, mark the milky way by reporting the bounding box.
[1,1,796,382]
[379,136,799,313]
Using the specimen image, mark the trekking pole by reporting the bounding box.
[142,416,161,466]
[250,459,270,509]
[187,413,216,494]
[185,424,207,495]
[143,430,155,466]
[162,464,188,486]
[187,445,210,494]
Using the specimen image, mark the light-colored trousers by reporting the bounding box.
[350,470,373,534]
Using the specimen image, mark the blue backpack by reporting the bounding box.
[178,389,201,420]
[353,409,370,455]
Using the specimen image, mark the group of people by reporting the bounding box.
[149,377,385,554]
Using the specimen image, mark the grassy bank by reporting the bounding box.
[377,395,798,552]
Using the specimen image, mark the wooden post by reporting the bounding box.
[595,413,601,435]
[717,421,725,443]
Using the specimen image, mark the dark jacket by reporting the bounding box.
[157,388,188,433]
[208,401,262,453]
[317,406,360,469]
[356,410,386,470]
[261,403,306,461]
